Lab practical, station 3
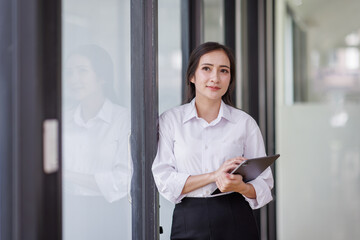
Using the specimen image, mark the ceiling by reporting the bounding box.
[287,0,360,50]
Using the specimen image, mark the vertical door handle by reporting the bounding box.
[43,119,59,174]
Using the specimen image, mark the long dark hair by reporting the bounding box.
[185,42,236,106]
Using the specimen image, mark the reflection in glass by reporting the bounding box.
[63,45,131,240]
[62,1,131,239]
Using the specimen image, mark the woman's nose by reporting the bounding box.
[210,70,220,82]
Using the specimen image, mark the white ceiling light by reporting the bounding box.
[345,32,360,46]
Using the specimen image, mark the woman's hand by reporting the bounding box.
[181,157,245,195]
[215,172,249,193]
[211,157,246,181]
[212,157,257,199]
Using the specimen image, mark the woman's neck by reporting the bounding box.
[195,97,222,123]
[80,94,106,122]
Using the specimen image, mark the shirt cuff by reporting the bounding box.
[243,178,273,209]
[158,172,190,204]
[95,172,127,203]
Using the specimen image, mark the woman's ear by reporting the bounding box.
[190,76,195,83]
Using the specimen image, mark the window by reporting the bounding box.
[276,1,360,239]
[62,1,131,239]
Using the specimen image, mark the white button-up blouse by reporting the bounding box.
[152,99,273,209]
[63,99,131,203]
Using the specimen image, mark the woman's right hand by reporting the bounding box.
[211,157,246,182]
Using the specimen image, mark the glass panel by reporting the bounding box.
[62,1,131,239]
[276,1,360,239]
[204,0,224,43]
[158,0,182,239]
[158,0,182,114]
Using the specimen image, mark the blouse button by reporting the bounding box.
[204,145,208,150]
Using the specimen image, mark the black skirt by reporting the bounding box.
[171,192,259,240]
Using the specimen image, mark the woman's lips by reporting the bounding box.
[207,86,220,90]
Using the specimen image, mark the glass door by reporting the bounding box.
[61,1,132,239]
[276,0,360,239]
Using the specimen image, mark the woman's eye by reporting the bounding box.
[202,66,210,71]
[220,69,229,73]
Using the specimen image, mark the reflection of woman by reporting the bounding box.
[152,42,273,240]
[63,45,131,240]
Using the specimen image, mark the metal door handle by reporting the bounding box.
[43,119,59,174]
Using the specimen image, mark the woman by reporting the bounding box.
[152,42,273,240]
[63,44,131,240]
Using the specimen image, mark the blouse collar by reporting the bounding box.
[73,99,113,127]
[183,98,235,124]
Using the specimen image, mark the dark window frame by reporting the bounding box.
[0,0,14,238]
[0,0,62,239]
[181,0,204,102]
[130,0,159,240]
[223,0,237,107]
[242,0,277,239]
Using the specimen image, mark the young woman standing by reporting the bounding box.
[152,42,273,240]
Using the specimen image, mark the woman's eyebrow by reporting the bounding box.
[220,65,230,69]
[201,63,230,69]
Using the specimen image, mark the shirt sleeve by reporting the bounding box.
[152,114,190,204]
[94,163,129,202]
[243,121,274,209]
[95,114,132,203]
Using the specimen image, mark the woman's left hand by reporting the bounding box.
[215,173,251,195]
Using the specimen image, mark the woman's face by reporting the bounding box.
[65,54,103,101]
[190,50,231,102]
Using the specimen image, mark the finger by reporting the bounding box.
[218,180,227,192]
[219,173,229,185]
[227,174,243,183]
[216,179,224,191]
[226,173,235,180]
[221,175,233,192]
[227,162,243,172]
[226,173,240,181]
[226,158,242,165]
[225,164,239,173]
[225,158,235,164]
[220,160,234,171]
[235,157,247,162]
[229,160,242,167]
[231,158,243,163]
[222,161,239,170]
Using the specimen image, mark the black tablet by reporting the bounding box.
[211,154,280,195]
